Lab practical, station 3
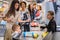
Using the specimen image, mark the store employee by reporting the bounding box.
[46,11,56,33]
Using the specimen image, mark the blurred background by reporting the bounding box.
[0,0,60,40]
[0,0,60,29]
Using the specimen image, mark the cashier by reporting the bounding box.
[46,11,56,33]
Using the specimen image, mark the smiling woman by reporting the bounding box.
[4,0,20,40]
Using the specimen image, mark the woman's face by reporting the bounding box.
[15,3,19,10]
[21,3,26,8]
[47,13,52,20]
[37,6,40,10]
[33,5,36,9]
[30,4,33,10]
[37,5,41,10]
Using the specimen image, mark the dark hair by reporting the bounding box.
[20,1,26,7]
[12,24,20,31]
[6,1,20,17]
[48,11,54,16]
[28,4,33,13]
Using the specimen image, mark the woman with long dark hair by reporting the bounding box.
[4,1,20,40]
[5,0,20,19]
[28,4,34,21]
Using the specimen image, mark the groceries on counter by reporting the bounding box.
[22,32,39,39]
[33,33,39,39]
[30,21,39,27]
[22,32,38,38]
[42,32,48,38]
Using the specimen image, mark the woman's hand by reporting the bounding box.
[26,19,30,22]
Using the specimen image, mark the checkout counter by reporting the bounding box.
[43,32,53,40]
[0,24,53,40]
[21,27,53,40]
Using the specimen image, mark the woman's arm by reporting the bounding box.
[18,11,31,23]
[4,17,12,22]
[18,15,27,23]
[18,19,27,23]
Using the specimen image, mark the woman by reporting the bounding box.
[46,11,56,33]
[5,1,20,23]
[18,1,30,32]
[28,4,34,21]
[4,1,20,40]
[33,3,37,18]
